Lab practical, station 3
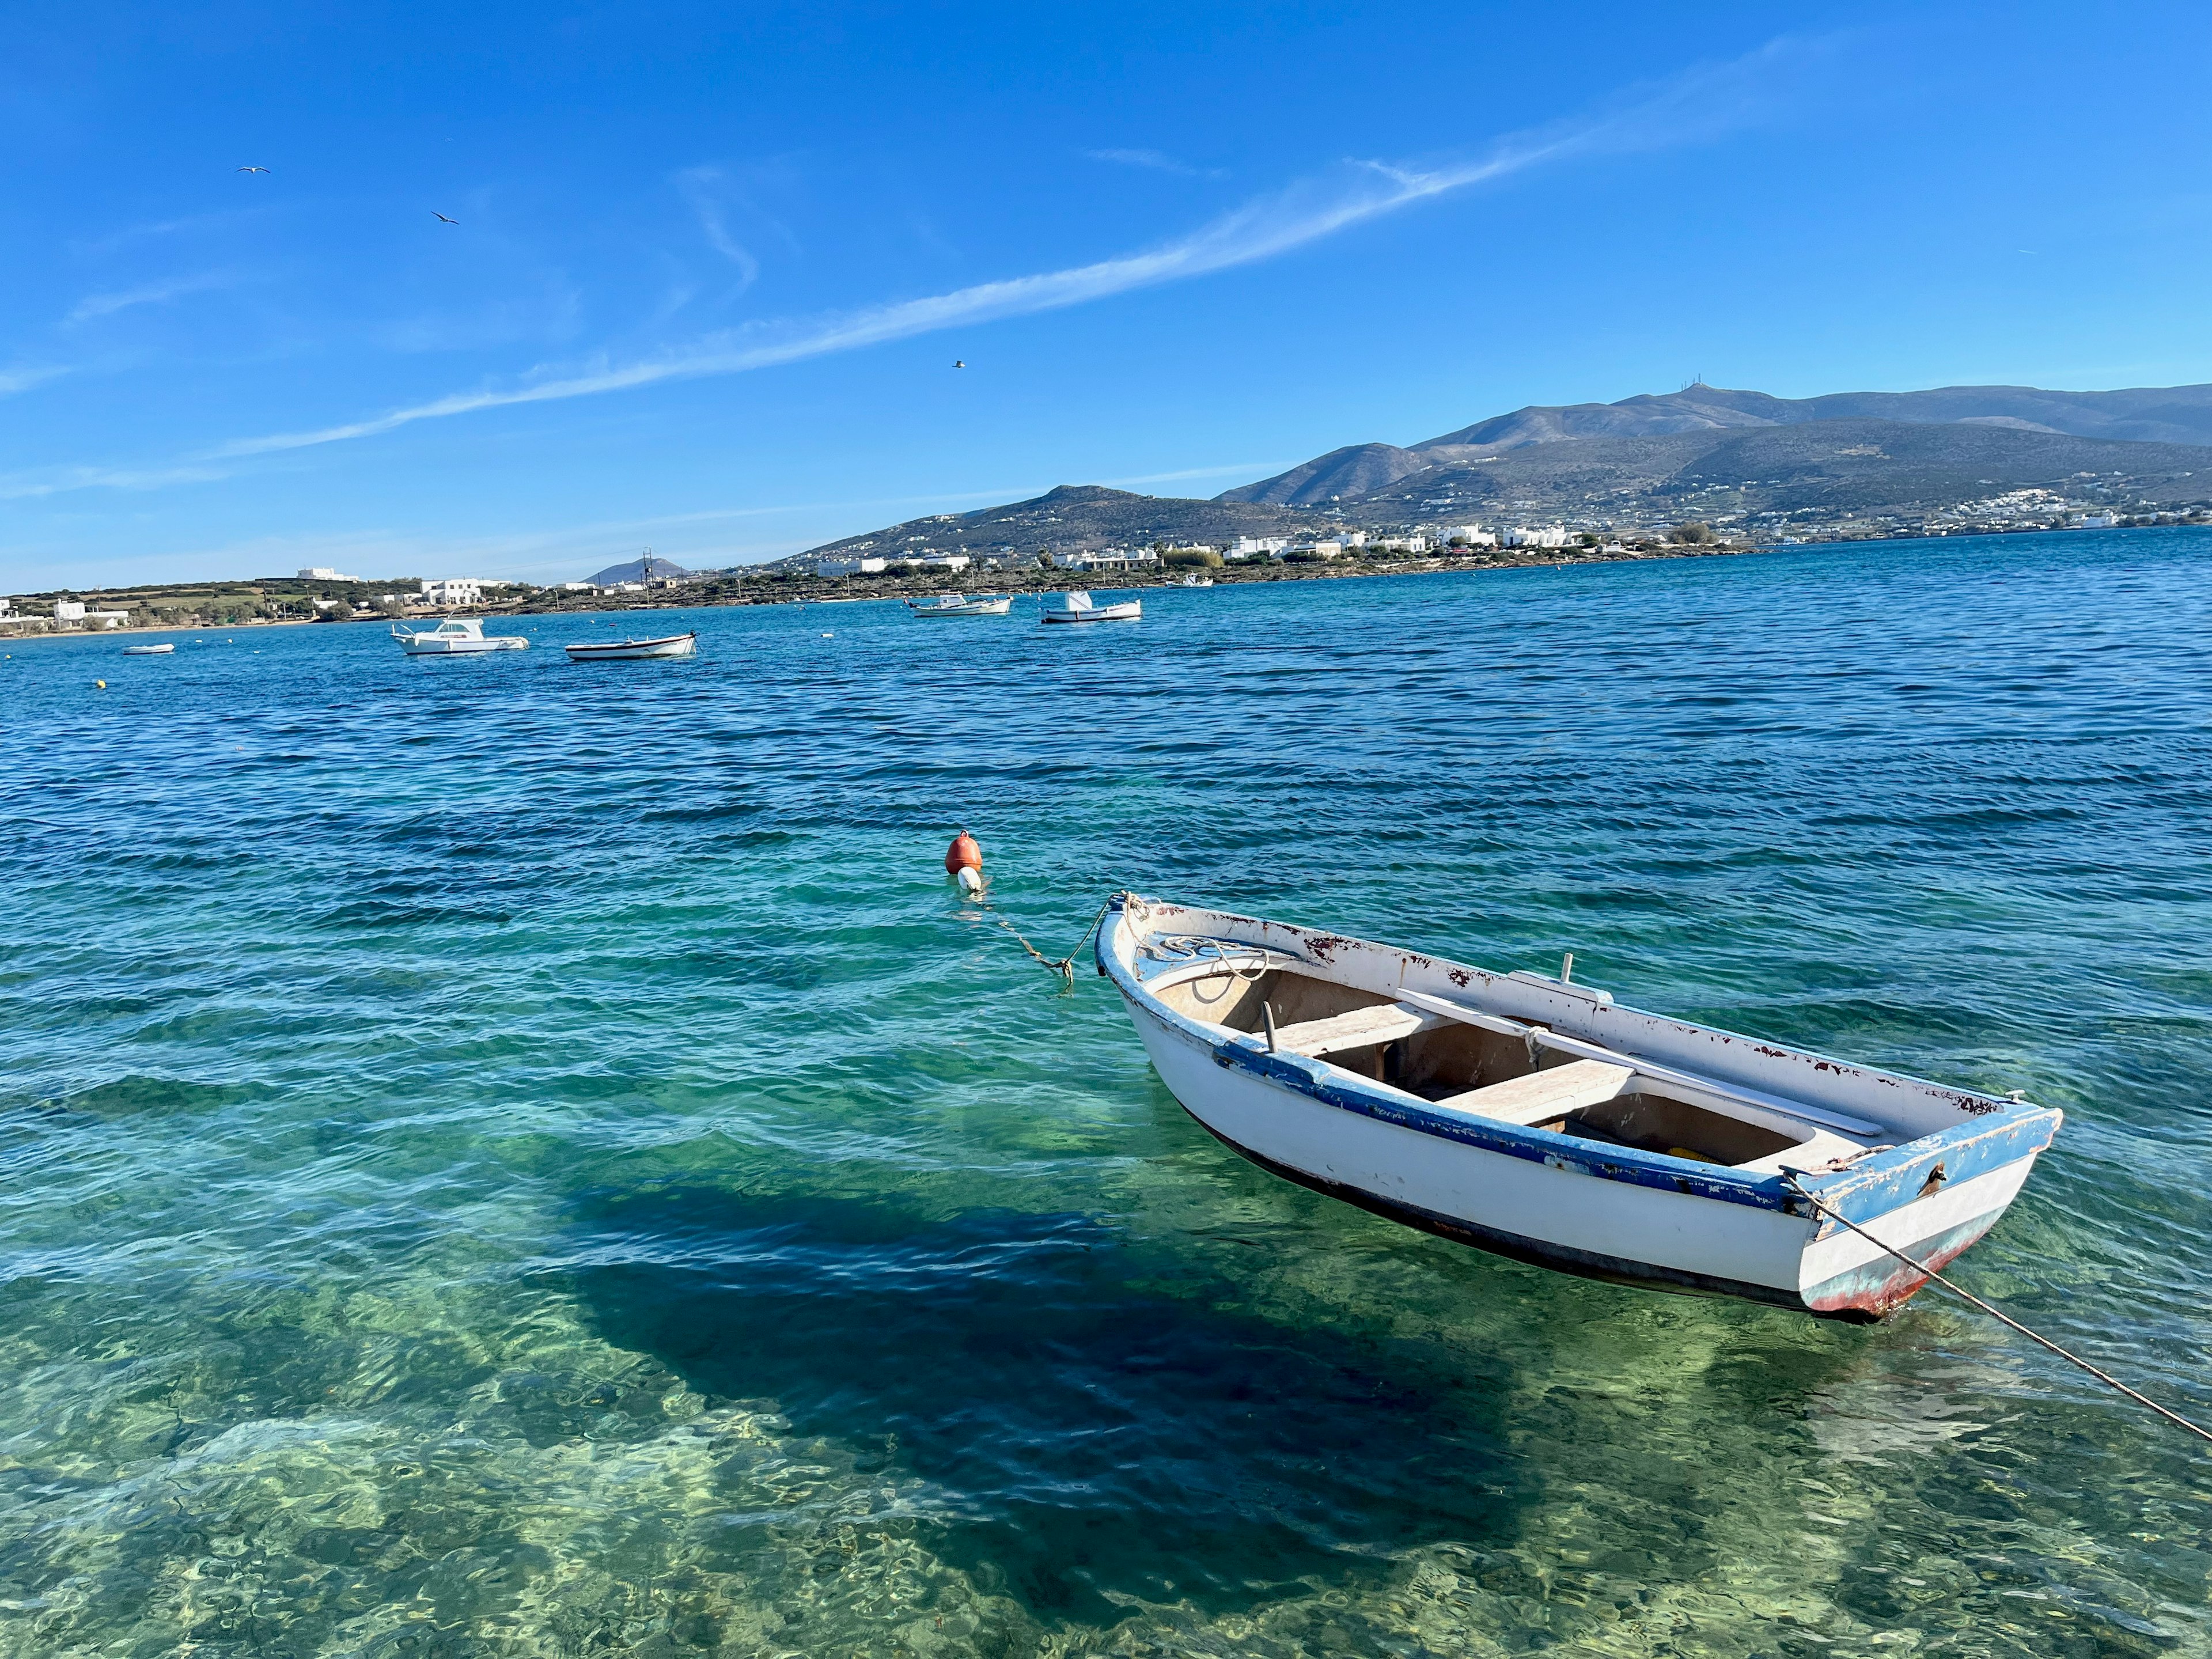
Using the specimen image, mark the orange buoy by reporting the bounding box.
[945,831,982,877]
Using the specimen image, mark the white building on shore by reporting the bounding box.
[419,578,484,607]
[816,556,889,577]
[1503,526,1569,549]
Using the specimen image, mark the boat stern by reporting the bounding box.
[1789,1104,2063,1319]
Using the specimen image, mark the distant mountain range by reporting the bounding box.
[1219,382,2212,506]
[795,382,2212,563]
[588,555,692,585]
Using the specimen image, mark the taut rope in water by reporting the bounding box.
[1780,1174,2212,1448]
[983,892,1119,988]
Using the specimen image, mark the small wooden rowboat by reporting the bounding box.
[907,593,1014,617]
[1041,589,1141,624]
[1099,895,2062,1320]
[563,631,697,661]
[122,643,176,655]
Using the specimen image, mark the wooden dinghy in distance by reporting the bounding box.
[563,631,697,661]
[1040,590,1141,624]
[907,593,1014,617]
[1097,895,2062,1320]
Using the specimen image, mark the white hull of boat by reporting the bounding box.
[1099,896,2060,1320]
[1041,600,1142,623]
[392,620,528,654]
[122,643,176,655]
[908,596,1013,617]
[563,632,697,661]
[397,638,529,654]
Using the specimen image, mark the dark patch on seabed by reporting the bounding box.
[46,1073,266,1118]
[567,1185,1518,1627]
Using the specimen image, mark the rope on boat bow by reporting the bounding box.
[1779,1173,2212,1448]
[983,891,1121,988]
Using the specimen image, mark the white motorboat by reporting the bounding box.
[563,631,697,661]
[1179,574,1215,588]
[122,643,176,655]
[907,593,1014,617]
[1040,589,1142,624]
[391,619,528,654]
[1098,894,2062,1321]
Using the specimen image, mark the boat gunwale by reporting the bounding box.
[562,631,698,654]
[1097,895,2062,1223]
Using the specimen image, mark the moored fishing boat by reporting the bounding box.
[563,631,696,661]
[1040,589,1141,624]
[907,593,1014,617]
[122,642,176,655]
[390,618,529,654]
[1098,893,2062,1320]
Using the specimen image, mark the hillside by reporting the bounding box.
[797,484,1332,563]
[1222,380,2212,506]
[1340,419,2212,532]
[792,407,2212,567]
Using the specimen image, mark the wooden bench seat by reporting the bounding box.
[1274,1001,1445,1058]
[1429,1059,1634,1124]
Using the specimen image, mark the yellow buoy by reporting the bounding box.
[95,679,107,689]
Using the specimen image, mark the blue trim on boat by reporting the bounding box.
[1798,1109,2060,1225]
[1185,1112,1821,1314]
[1099,896,2061,1226]
[1210,1038,1794,1211]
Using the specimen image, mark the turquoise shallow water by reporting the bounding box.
[3,531,2210,1657]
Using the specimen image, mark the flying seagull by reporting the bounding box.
[236,165,270,173]
[434,211,459,225]
[953,359,965,368]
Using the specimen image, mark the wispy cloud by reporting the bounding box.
[1104,460,1291,487]
[0,463,229,502]
[1085,147,1227,179]
[0,364,69,397]
[676,166,763,295]
[66,269,242,324]
[26,36,1817,492]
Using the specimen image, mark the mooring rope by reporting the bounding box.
[983,892,1119,987]
[1780,1173,2212,1447]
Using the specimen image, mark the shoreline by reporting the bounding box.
[507,540,1757,617]
[10,520,2199,637]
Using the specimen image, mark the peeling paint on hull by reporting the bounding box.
[1802,1212,2001,1318]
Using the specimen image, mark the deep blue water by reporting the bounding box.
[3,531,2209,1656]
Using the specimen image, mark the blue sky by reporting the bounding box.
[6,1,2211,590]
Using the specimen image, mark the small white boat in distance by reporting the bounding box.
[1179,574,1215,588]
[1040,589,1141,624]
[907,593,1014,617]
[1099,895,2062,1321]
[391,619,528,654]
[563,631,697,661]
[122,643,176,655]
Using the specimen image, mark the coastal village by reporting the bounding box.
[3,495,2203,637]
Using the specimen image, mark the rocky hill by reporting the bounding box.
[588,555,692,585]
[1224,381,2212,506]
[796,484,1331,564]
[792,382,2212,563]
